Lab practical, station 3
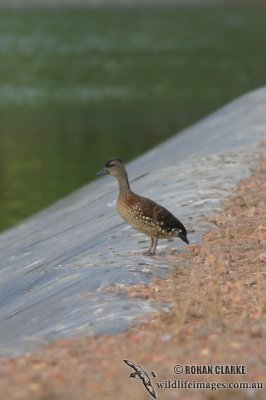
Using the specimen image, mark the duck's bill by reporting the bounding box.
[96,167,109,176]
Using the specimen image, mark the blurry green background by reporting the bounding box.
[0,6,266,231]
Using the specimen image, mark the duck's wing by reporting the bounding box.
[133,194,188,239]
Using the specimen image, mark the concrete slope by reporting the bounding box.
[0,86,265,356]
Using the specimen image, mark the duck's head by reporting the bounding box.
[96,157,126,178]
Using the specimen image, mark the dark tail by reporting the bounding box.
[179,231,189,244]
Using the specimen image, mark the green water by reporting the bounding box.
[0,7,266,231]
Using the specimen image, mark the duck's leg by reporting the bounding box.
[150,236,158,255]
[143,237,158,256]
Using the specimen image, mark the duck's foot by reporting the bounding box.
[143,250,155,257]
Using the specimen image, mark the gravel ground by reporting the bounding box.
[0,151,265,400]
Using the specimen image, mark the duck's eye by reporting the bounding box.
[106,162,116,168]
[105,157,122,168]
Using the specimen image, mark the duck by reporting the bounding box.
[96,158,189,255]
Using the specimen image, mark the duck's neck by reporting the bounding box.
[117,172,130,194]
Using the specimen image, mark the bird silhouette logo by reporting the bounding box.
[124,359,157,399]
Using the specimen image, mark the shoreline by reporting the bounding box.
[0,151,265,399]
